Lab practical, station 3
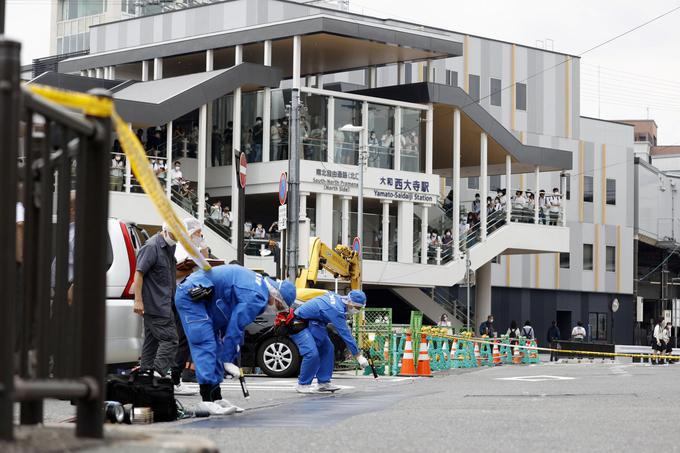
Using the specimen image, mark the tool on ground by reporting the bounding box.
[237,355,250,399]
[364,349,378,379]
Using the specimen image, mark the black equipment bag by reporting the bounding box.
[106,370,177,422]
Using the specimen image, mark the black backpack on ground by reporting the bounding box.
[106,369,177,422]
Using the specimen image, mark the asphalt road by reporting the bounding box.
[27,361,680,452]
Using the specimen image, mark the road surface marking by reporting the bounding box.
[496,375,575,382]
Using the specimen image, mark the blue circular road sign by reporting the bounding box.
[279,172,288,206]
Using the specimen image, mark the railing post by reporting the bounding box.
[0,38,21,441]
[436,246,441,265]
[73,89,111,439]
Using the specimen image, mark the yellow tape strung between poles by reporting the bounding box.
[427,330,679,361]
[27,84,211,271]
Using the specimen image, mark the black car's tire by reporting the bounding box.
[256,336,301,378]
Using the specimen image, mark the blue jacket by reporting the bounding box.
[294,292,359,355]
[183,265,269,363]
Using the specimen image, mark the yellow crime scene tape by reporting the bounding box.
[418,327,679,362]
[27,84,211,271]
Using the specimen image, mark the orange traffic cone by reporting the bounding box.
[474,342,482,367]
[416,334,433,377]
[512,345,521,364]
[492,342,502,365]
[399,333,417,376]
[530,340,539,359]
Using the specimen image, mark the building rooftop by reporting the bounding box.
[651,146,680,157]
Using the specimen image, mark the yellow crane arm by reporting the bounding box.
[295,237,361,290]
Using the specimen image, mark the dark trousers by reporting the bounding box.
[550,341,561,361]
[171,303,191,385]
[140,312,178,375]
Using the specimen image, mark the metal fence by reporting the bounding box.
[0,39,111,440]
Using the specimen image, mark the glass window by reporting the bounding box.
[400,108,423,172]
[270,89,291,161]
[241,91,264,163]
[490,78,502,106]
[62,0,105,20]
[404,63,412,84]
[583,244,593,270]
[468,74,480,102]
[334,98,362,165]
[468,177,479,190]
[516,83,527,111]
[606,246,616,272]
[446,70,458,87]
[367,103,395,169]
[301,92,328,162]
[606,178,616,205]
[560,252,570,269]
[584,175,593,202]
[490,175,501,191]
[211,94,234,166]
[589,312,607,341]
[57,38,63,55]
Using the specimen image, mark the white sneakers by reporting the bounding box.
[198,401,236,416]
[214,399,244,413]
[316,382,341,392]
[174,382,198,396]
[296,384,318,394]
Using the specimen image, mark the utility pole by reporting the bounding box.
[287,92,300,281]
[0,0,5,35]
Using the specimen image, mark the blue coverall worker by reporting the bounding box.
[175,265,296,415]
[291,290,370,393]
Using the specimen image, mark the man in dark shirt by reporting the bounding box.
[479,315,495,337]
[547,320,561,361]
[133,223,179,375]
[252,117,263,162]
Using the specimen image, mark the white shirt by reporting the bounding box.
[549,193,561,212]
[254,227,266,239]
[571,326,586,340]
[171,167,183,186]
[16,202,24,223]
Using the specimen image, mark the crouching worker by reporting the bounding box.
[290,290,369,394]
[175,265,296,415]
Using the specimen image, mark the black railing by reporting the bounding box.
[1,39,111,441]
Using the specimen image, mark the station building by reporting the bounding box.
[38,0,650,344]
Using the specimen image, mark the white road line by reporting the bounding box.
[496,375,575,382]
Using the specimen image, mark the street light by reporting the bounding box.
[340,123,365,289]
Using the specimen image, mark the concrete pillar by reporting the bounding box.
[166,120,173,199]
[95,67,103,78]
[231,44,243,249]
[420,204,429,264]
[368,66,377,88]
[263,40,272,162]
[292,35,301,90]
[475,262,492,333]
[108,66,116,80]
[480,132,488,241]
[397,62,405,85]
[103,67,109,79]
[453,108,461,259]
[327,96,335,163]
[206,49,214,71]
[505,155,512,224]
[87,69,95,77]
[316,193,334,245]
[197,105,208,225]
[381,200,391,261]
[561,173,567,226]
[153,57,163,80]
[205,50,214,159]
[534,166,540,224]
[426,104,433,174]
[394,107,402,171]
[141,60,149,81]
[80,70,87,77]
[341,196,351,245]
[398,201,414,263]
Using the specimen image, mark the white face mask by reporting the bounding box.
[163,231,177,246]
[175,165,181,170]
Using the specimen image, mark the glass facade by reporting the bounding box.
[270,89,291,161]
[58,0,105,20]
[400,108,423,172]
[211,94,234,166]
[242,91,264,163]
[301,92,328,162]
[334,98,362,165]
[367,103,395,169]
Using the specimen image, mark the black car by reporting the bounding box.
[240,313,348,377]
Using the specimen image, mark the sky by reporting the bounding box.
[5,0,680,144]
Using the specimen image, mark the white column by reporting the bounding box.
[341,196,351,245]
[505,155,512,224]
[95,67,103,78]
[231,45,243,248]
[263,40,272,162]
[475,262,492,331]
[534,166,540,224]
[103,67,109,79]
[397,62,405,85]
[87,69,95,77]
[369,66,377,88]
[480,132,488,241]
[108,66,116,80]
[141,60,149,81]
[299,192,311,266]
[381,200,391,261]
[166,121,173,199]
[394,107,402,171]
[124,155,132,193]
[292,35,301,90]
[398,201,414,263]
[206,49,214,71]
[316,193,334,245]
[561,173,567,226]
[153,57,163,80]
[453,108,461,259]
[197,105,208,225]
[327,96,335,163]
[80,70,87,77]
[426,104,433,174]
[299,192,309,218]
[420,204,429,264]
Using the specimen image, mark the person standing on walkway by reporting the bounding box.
[547,321,561,361]
[571,321,587,341]
[521,320,535,339]
[133,223,179,377]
